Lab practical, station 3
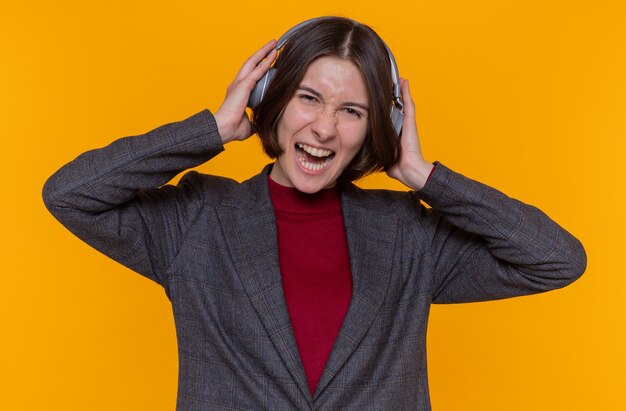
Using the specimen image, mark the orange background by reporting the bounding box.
[2,1,625,409]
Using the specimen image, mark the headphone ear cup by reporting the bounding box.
[390,105,404,138]
[248,68,277,110]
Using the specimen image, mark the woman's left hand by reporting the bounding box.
[386,78,434,190]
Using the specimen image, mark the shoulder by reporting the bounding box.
[343,184,411,210]
[174,170,239,205]
[180,170,238,191]
[343,184,436,230]
[343,185,455,256]
[178,168,271,208]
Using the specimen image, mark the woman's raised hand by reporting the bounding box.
[386,78,435,190]
[215,40,277,144]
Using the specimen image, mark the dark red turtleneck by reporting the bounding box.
[267,176,353,395]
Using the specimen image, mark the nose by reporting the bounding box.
[310,108,337,142]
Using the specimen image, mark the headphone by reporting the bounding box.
[247,17,405,137]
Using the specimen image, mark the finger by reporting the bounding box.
[398,79,421,149]
[400,78,416,119]
[234,39,277,82]
[247,48,278,81]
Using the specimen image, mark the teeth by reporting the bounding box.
[297,143,333,158]
[296,149,332,171]
[298,158,327,171]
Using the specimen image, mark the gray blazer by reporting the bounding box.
[43,110,586,410]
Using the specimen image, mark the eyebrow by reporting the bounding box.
[298,86,370,112]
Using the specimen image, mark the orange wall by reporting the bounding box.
[2,1,624,409]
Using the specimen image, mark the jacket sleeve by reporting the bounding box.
[42,110,225,286]
[414,162,587,304]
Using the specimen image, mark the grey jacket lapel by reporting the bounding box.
[313,184,397,398]
[216,169,313,405]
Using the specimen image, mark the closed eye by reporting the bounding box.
[297,93,319,104]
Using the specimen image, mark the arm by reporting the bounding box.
[416,162,586,303]
[389,79,586,303]
[42,40,278,286]
[42,111,224,285]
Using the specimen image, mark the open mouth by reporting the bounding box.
[295,143,335,171]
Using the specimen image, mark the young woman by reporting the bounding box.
[43,17,586,410]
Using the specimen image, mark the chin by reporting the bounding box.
[292,178,333,194]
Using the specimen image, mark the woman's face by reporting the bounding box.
[269,56,369,193]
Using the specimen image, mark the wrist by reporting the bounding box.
[405,160,435,191]
[214,111,234,144]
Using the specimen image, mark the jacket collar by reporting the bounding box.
[217,165,397,402]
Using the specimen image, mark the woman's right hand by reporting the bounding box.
[214,40,277,144]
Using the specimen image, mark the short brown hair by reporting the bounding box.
[252,17,401,183]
